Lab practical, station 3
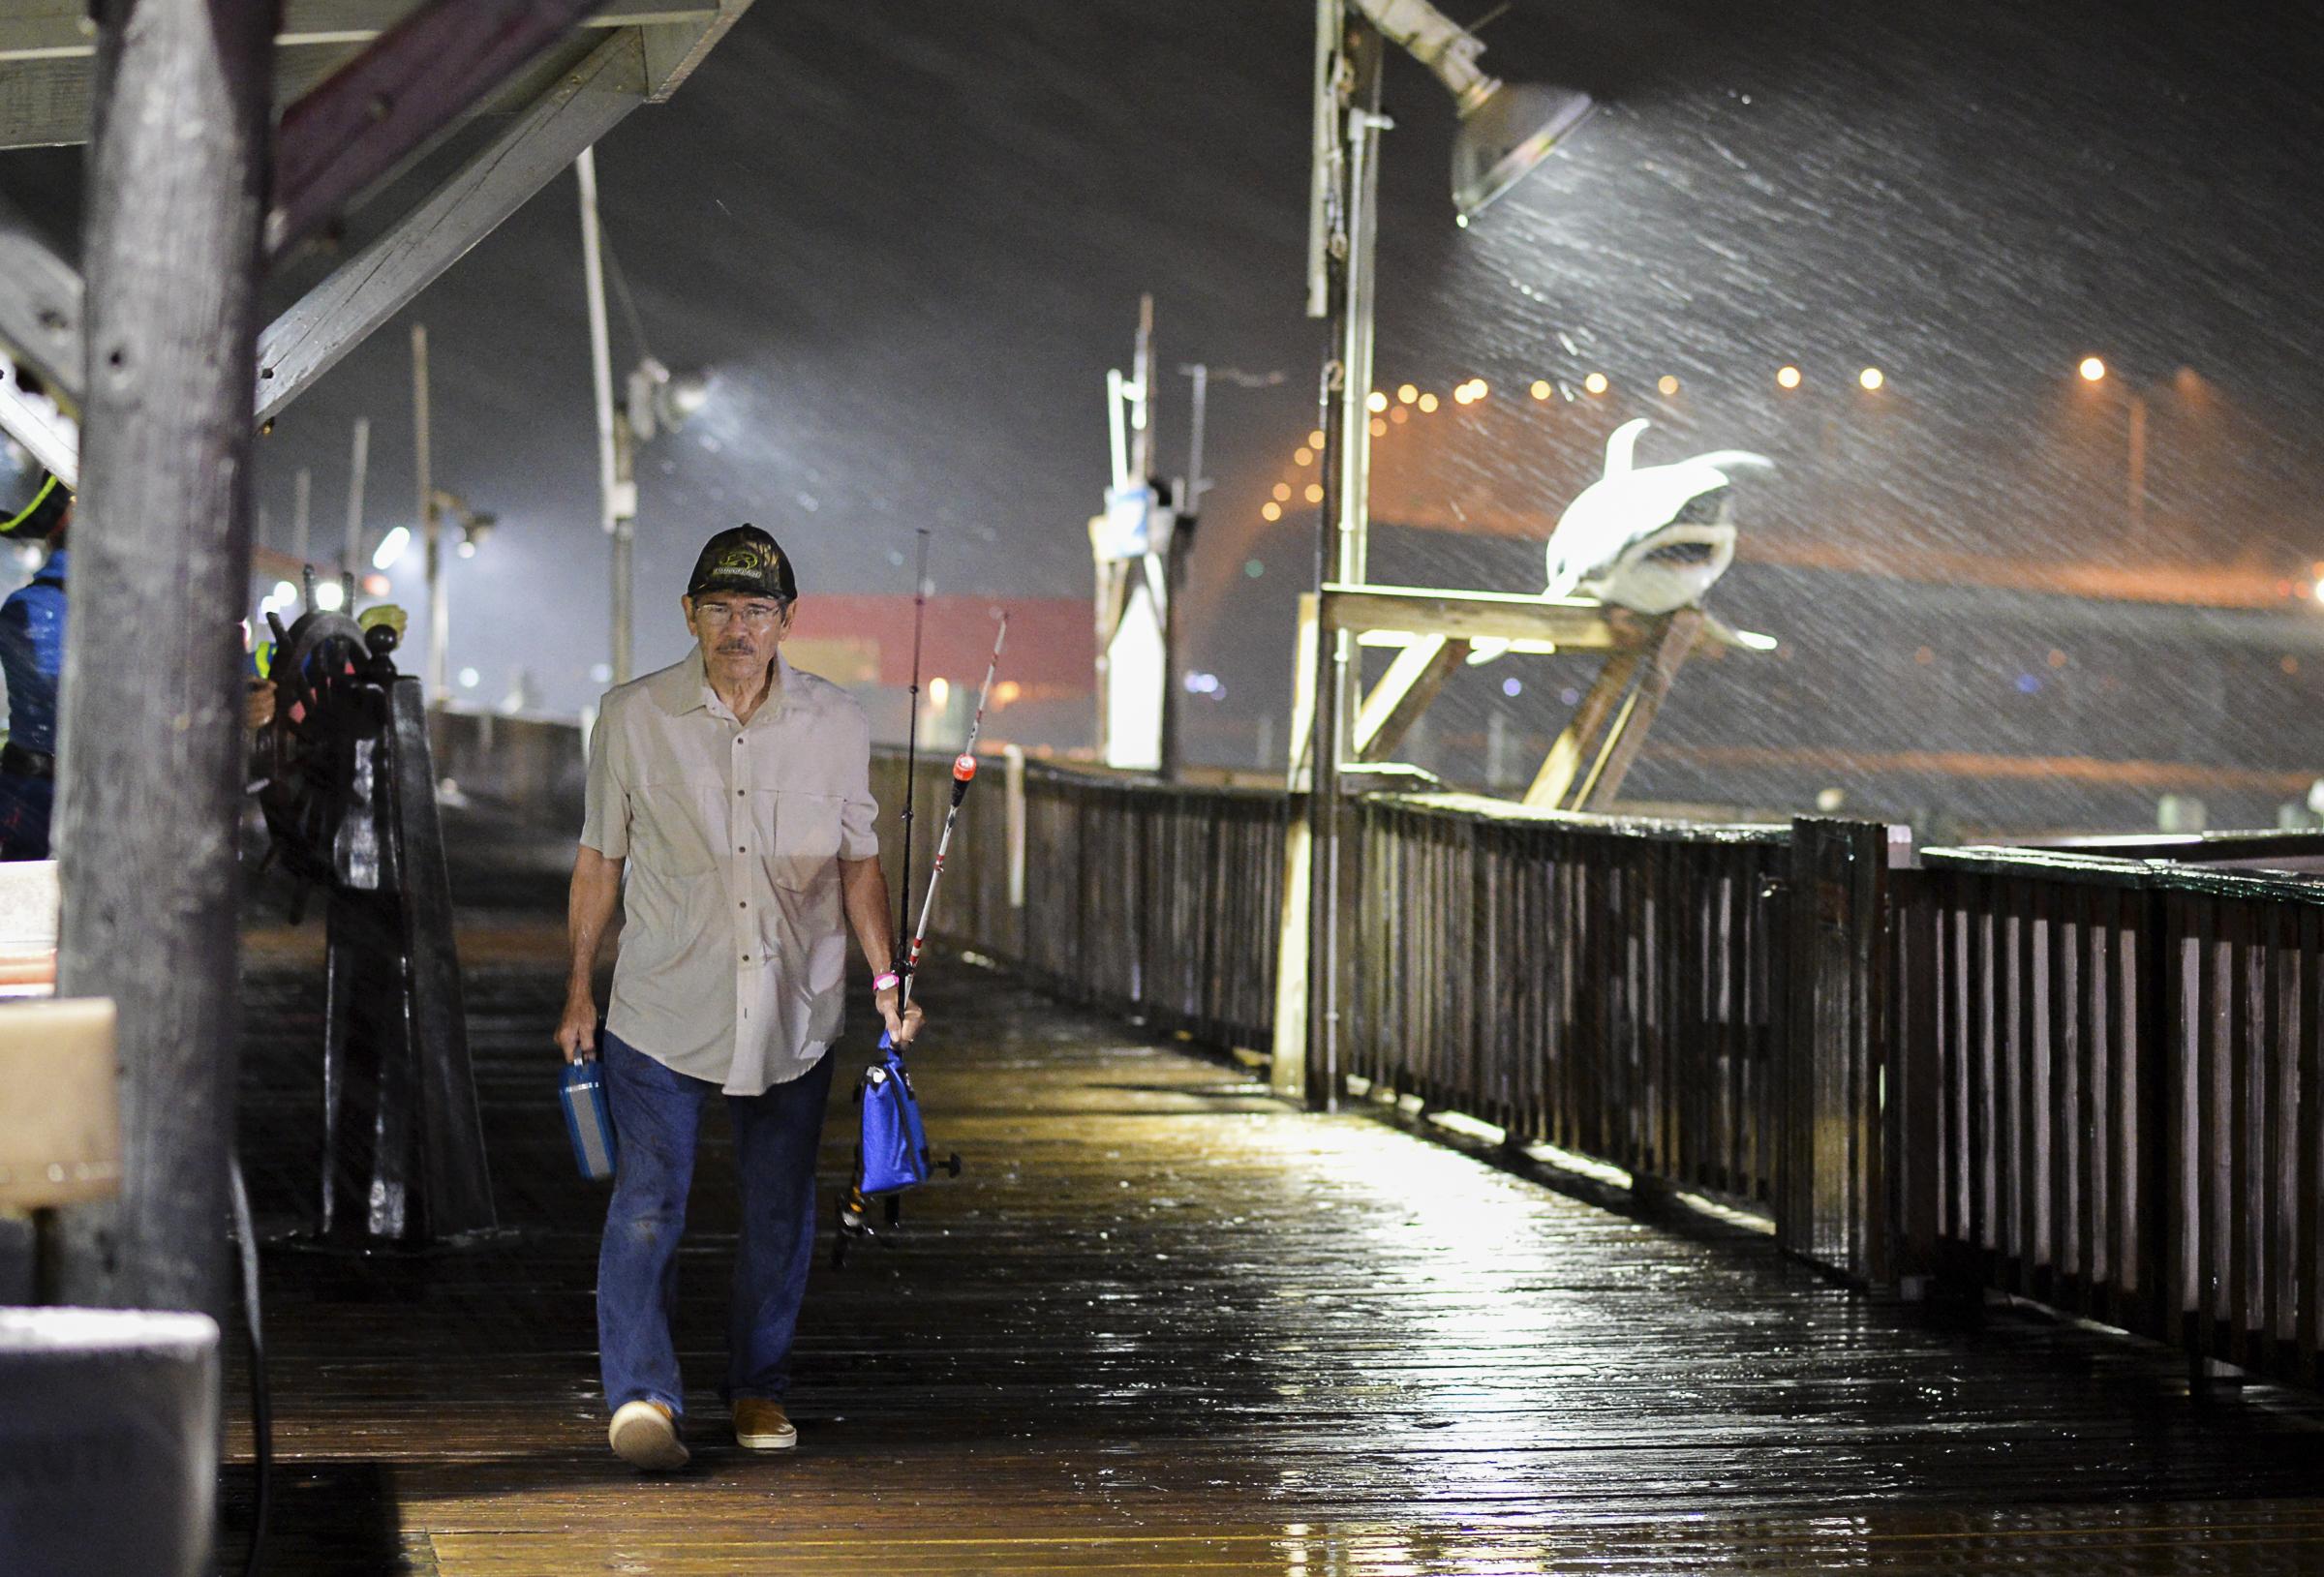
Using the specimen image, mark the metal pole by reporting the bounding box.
[1302,21,1387,1112]
[414,321,444,698]
[1159,361,1208,782]
[54,0,274,1326]
[291,467,311,567]
[344,413,370,576]
[1337,105,1386,592]
[1130,292,1154,485]
[1183,361,1209,517]
[576,146,630,683]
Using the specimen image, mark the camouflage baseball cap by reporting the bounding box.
[686,524,797,602]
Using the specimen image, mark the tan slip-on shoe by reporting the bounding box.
[609,1399,689,1471]
[732,1397,797,1451]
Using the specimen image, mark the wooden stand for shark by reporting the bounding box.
[1269,580,1773,1103]
[1286,582,1771,811]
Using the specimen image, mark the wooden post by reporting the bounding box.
[1781,817,1893,1285]
[1525,649,1637,810]
[1575,608,1702,810]
[51,0,275,1322]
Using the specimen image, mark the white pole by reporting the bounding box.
[344,414,369,577]
[415,322,445,698]
[576,146,629,684]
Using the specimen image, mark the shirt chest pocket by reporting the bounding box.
[752,791,843,892]
[633,782,723,877]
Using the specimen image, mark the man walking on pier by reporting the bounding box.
[559,525,922,1471]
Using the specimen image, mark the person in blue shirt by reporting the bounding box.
[0,470,70,860]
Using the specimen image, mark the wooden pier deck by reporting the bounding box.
[218,812,2324,1574]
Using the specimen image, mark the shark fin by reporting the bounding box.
[1603,417,1652,478]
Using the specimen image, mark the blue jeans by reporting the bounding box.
[596,1032,835,1416]
[0,771,52,860]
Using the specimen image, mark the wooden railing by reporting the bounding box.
[1895,849,2324,1385]
[871,752,1283,1053]
[874,752,2324,1385]
[1350,795,1791,1205]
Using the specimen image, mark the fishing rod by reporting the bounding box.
[831,609,1004,1267]
[902,611,1007,1007]
[896,529,931,953]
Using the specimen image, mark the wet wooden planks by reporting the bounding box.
[215,812,2324,1574]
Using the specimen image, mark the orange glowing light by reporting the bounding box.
[1396,383,1419,404]
[1859,367,1885,390]
[1530,379,1551,400]
[1582,372,1608,395]
[1369,417,1388,437]
[1777,365,1802,389]
[1304,482,1325,502]
[1271,482,1292,502]
[1658,375,1679,396]
[1365,390,1389,413]
[2078,356,2107,382]
[1294,446,1314,467]
[1417,392,1439,412]
[1261,500,1282,522]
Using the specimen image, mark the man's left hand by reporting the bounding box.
[877,986,925,1047]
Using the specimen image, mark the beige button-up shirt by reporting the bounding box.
[582,649,878,1094]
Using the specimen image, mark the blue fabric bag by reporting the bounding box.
[855,1033,931,1196]
[560,1057,618,1182]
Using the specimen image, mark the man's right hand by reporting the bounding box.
[556,992,598,1063]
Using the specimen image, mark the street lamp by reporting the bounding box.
[1291,0,1591,1108]
[1344,1,1595,220]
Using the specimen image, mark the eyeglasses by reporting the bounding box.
[693,600,787,630]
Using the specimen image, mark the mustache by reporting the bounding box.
[717,639,754,653]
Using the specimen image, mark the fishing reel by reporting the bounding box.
[831,1156,962,1268]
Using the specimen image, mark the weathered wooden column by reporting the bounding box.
[53,0,275,1322]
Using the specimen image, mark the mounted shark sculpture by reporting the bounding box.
[1542,417,1774,615]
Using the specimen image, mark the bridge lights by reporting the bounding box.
[2079,356,2107,382]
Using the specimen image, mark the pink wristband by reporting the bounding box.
[872,971,901,993]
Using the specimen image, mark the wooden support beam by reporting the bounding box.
[53,0,274,1325]
[1524,650,1637,810]
[0,2,716,60]
[1320,582,1621,650]
[265,0,617,258]
[0,190,83,404]
[256,28,648,424]
[1575,608,1703,811]
[0,362,80,485]
[1353,634,1471,762]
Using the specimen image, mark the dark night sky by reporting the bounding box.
[6,0,2324,820]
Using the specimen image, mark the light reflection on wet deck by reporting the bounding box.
[225,841,2324,1574]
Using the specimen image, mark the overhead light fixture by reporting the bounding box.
[1353,0,1596,220]
[627,356,715,443]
